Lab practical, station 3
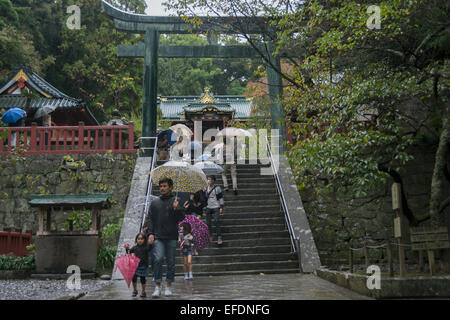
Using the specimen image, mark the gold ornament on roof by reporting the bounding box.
[199,87,216,104]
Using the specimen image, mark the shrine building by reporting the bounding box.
[158,88,253,138]
[0,65,98,126]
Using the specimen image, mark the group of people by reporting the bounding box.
[157,132,241,195]
[125,174,227,298]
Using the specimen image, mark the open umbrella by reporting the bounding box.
[157,129,177,146]
[34,104,57,119]
[170,124,193,137]
[194,161,224,175]
[196,153,212,161]
[178,215,210,251]
[189,141,203,151]
[2,108,25,124]
[150,160,207,194]
[114,253,141,288]
[217,127,252,137]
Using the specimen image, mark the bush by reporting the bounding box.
[0,254,35,271]
[97,246,116,270]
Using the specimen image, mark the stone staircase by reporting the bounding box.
[151,161,300,276]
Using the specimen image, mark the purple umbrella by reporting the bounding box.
[178,215,210,251]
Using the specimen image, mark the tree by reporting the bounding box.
[164,0,450,227]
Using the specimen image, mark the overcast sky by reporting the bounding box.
[145,0,172,16]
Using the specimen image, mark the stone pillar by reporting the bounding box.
[266,41,286,153]
[142,28,159,156]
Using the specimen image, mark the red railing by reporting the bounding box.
[0,122,135,155]
[0,230,32,256]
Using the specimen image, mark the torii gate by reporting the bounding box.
[101,0,286,154]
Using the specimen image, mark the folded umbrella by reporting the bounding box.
[2,108,25,124]
[114,253,141,288]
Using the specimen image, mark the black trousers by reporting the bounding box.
[132,274,146,284]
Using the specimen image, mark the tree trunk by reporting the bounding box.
[429,102,450,227]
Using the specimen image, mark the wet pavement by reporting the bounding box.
[81,273,371,300]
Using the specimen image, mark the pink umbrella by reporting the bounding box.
[114,253,141,288]
[179,215,211,251]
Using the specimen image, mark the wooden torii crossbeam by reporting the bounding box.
[102,0,286,152]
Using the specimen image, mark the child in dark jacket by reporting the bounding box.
[124,232,153,298]
[178,222,195,280]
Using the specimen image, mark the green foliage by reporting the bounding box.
[62,210,91,231]
[101,218,123,247]
[0,254,35,271]
[96,245,116,270]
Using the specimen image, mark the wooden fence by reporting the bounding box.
[0,230,32,256]
[0,122,135,155]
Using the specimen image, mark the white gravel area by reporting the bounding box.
[0,279,112,300]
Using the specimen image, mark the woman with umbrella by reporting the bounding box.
[2,108,27,149]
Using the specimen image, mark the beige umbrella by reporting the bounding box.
[216,127,252,137]
[151,160,207,194]
[170,124,193,137]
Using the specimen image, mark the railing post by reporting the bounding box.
[6,231,12,255]
[128,122,134,151]
[349,247,354,273]
[386,241,394,277]
[296,238,304,273]
[30,123,37,153]
[364,243,369,270]
[78,122,85,152]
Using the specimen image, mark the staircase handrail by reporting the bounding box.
[140,136,159,231]
[265,135,298,254]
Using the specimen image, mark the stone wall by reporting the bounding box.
[0,153,137,233]
[300,144,450,267]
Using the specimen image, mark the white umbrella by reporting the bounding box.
[170,124,193,137]
[34,104,57,119]
[194,161,224,175]
[216,127,252,137]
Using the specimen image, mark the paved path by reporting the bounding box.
[81,273,370,300]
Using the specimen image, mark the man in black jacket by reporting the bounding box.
[146,177,185,298]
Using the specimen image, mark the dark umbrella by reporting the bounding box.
[157,129,176,146]
[2,108,25,124]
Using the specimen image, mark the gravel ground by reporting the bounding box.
[0,279,112,300]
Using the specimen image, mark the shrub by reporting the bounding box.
[0,254,35,271]
[97,246,117,270]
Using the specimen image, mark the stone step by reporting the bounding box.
[196,244,292,256]
[175,252,296,264]
[222,199,280,206]
[223,205,280,213]
[174,268,300,277]
[153,183,277,191]
[214,230,290,240]
[220,211,284,220]
[156,260,299,273]
[209,224,286,234]
[214,217,285,226]
[213,193,280,201]
[207,237,292,247]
